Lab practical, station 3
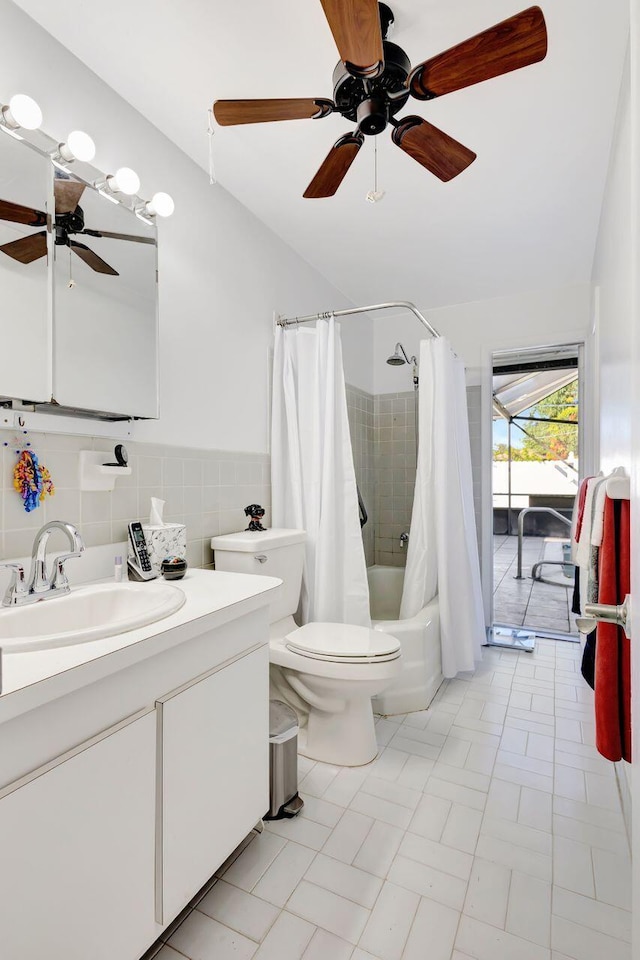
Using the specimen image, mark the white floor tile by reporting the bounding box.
[350,790,413,829]
[322,809,373,864]
[456,915,551,960]
[299,763,340,798]
[506,872,551,947]
[475,835,551,881]
[438,736,472,768]
[554,764,587,803]
[299,795,344,828]
[466,742,498,776]
[197,880,278,942]
[493,761,553,794]
[395,754,434,791]
[425,776,488,810]
[388,736,441,760]
[287,880,369,944]
[375,718,401,746]
[553,814,630,857]
[519,787,553,833]
[408,793,451,840]
[169,910,257,960]
[224,832,286,892]
[552,836,595,897]
[155,947,184,960]
[265,815,331,851]
[253,911,315,960]
[441,803,483,854]
[551,916,631,960]
[552,886,631,942]
[481,816,552,856]
[360,776,421,810]
[584,772,620,810]
[399,830,473,880]
[402,896,460,960]
[463,857,510,928]
[302,928,354,960]
[387,854,467,910]
[353,819,404,879]
[591,847,632,911]
[367,747,411,781]
[485,778,520,822]
[527,733,555,762]
[553,796,625,834]
[252,841,316,908]
[322,766,369,807]
[304,853,383,908]
[496,750,554,779]
[358,881,419,960]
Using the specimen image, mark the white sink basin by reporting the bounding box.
[0,581,186,652]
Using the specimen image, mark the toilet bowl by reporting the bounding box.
[270,618,401,766]
[211,529,402,767]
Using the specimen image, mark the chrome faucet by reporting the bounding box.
[0,521,85,607]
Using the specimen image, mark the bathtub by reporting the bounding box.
[368,565,442,715]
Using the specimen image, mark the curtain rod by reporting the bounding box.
[276,300,440,339]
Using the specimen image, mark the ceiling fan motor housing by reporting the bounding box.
[332,39,411,132]
[55,205,85,245]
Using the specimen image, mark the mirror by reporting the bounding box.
[0,131,51,404]
[52,171,158,419]
[0,131,159,420]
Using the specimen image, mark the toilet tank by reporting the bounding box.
[211,528,306,624]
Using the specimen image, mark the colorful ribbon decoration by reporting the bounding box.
[13,449,55,513]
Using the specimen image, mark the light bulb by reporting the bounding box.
[59,130,96,163]
[146,192,174,217]
[2,94,42,131]
[107,166,140,195]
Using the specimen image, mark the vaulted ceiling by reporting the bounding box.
[14,0,629,309]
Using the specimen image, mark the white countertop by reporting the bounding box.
[0,568,281,724]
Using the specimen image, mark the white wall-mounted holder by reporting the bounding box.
[79,450,132,491]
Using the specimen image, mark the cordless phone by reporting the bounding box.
[127,521,156,580]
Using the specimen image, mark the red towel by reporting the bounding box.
[574,476,594,542]
[594,495,631,762]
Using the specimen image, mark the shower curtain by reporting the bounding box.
[400,337,484,675]
[271,317,371,627]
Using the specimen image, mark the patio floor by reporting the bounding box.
[493,535,579,638]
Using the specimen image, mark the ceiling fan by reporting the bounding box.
[0,175,154,276]
[213,2,547,198]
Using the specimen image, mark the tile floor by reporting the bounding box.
[494,536,579,637]
[150,640,631,960]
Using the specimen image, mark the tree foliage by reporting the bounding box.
[493,380,578,462]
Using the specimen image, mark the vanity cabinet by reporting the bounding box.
[0,710,157,960]
[158,645,269,922]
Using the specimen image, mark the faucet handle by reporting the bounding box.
[0,562,27,606]
[51,551,83,592]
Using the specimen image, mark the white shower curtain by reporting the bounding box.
[400,337,484,676]
[271,317,371,627]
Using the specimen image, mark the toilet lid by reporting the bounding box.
[285,622,400,660]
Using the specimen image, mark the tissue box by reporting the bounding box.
[141,523,187,575]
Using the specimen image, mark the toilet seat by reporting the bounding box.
[285,622,401,664]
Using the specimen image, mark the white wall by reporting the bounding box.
[372,283,591,394]
[0,0,376,452]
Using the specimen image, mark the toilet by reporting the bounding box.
[211,528,401,766]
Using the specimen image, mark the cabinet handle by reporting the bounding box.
[255,555,268,564]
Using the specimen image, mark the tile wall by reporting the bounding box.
[347,385,482,570]
[0,432,270,569]
[373,391,418,567]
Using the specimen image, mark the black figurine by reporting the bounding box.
[244,504,266,532]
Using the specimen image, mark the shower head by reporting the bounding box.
[387,342,410,366]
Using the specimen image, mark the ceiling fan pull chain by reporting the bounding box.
[366,137,385,203]
[68,246,76,289]
[207,109,217,185]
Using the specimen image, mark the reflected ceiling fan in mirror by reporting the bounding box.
[0,173,155,275]
[213,2,547,197]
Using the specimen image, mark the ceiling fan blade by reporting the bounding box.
[304,132,364,199]
[214,98,333,126]
[0,199,47,227]
[392,116,476,181]
[70,240,119,276]
[54,178,86,214]
[81,229,156,244]
[0,231,48,264]
[319,0,384,78]
[409,6,547,100]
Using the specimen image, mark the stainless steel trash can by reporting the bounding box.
[266,700,304,820]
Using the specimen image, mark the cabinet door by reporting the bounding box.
[159,646,269,922]
[0,711,157,960]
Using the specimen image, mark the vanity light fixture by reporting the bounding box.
[137,191,175,219]
[56,130,96,164]
[0,94,43,139]
[95,166,141,197]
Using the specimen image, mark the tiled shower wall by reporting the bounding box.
[347,384,482,570]
[374,391,418,567]
[0,432,270,569]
